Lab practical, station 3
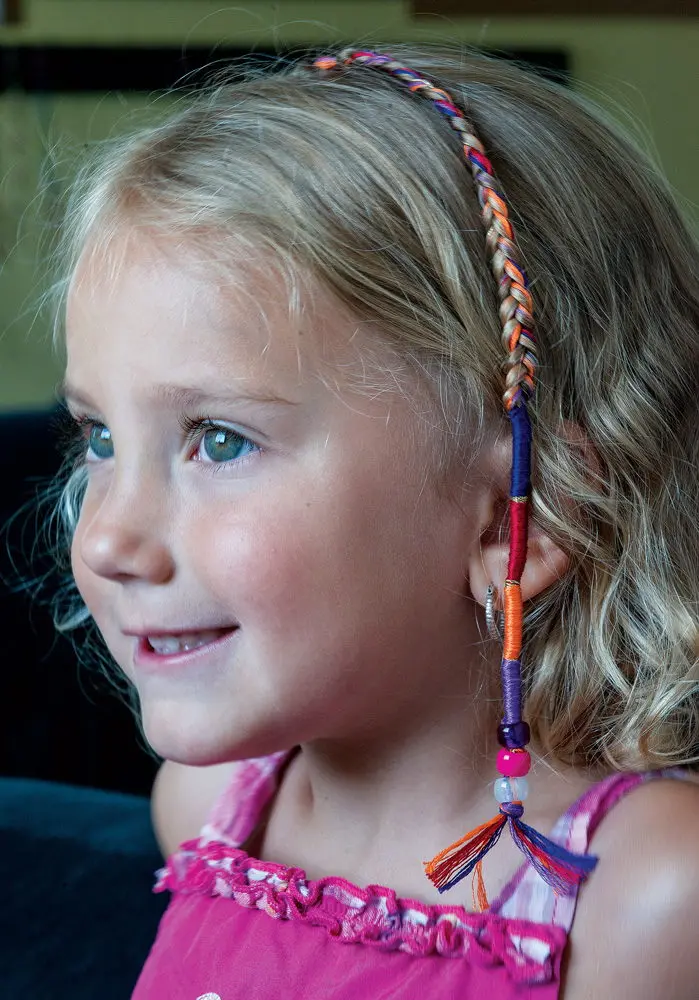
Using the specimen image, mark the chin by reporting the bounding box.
[138,698,294,767]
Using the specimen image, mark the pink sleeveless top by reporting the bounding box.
[132,754,682,999]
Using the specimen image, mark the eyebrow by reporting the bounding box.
[60,381,299,410]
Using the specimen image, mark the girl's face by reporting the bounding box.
[65,233,478,765]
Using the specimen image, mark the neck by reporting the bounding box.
[278,644,505,878]
[301,716,495,828]
[261,638,598,903]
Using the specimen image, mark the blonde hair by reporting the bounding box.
[53,44,699,771]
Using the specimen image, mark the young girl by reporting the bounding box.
[55,45,699,998]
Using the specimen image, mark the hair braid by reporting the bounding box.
[318,49,537,412]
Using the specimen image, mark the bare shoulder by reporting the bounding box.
[150,758,239,859]
[564,776,699,1000]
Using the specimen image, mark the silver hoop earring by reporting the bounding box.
[485,583,504,643]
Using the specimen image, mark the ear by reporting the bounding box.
[466,433,569,610]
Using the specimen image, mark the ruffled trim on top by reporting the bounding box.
[156,840,565,986]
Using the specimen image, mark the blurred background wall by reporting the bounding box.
[0,1,697,411]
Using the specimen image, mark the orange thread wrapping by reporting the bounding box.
[502,581,523,660]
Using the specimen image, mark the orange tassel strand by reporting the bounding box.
[472,861,490,913]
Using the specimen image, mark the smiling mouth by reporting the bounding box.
[145,628,238,656]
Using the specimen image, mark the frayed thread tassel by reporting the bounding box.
[425,812,508,894]
[506,806,598,894]
[471,860,489,912]
[424,801,597,896]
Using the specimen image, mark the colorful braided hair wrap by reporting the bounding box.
[311,50,597,904]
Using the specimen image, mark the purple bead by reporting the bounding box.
[497,721,530,749]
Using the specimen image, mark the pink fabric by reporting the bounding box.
[132,754,685,1000]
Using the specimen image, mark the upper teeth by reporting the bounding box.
[148,631,228,654]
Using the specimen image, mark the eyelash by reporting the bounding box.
[54,407,94,467]
[178,414,261,468]
[55,407,261,469]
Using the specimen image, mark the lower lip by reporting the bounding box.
[133,628,240,671]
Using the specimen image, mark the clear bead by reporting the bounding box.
[493,776,529,803]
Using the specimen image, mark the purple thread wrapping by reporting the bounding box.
[500,801,524,819]
[509,403,532,496]
[501,658,522,725]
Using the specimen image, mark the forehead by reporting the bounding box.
[65,229,364,393]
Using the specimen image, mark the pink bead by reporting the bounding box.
[497,748,531,777]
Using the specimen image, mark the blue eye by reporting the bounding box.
[197,425,258,464]
[87,423,113,460]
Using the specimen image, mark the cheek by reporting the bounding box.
[190,501,339,621]
[187,474,426,640]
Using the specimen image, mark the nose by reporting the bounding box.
[75,481,175,586]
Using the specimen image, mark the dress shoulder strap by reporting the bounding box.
[494,768,690,931]
[198,751,290,848]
